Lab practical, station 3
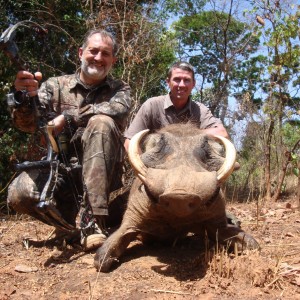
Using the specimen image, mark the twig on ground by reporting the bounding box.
[263,243,300,247]
[266,277,280,287]
[150,289,193,295]
[45,228,56,241]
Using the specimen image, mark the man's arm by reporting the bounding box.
[124,138,131,152]
[123,100,153,153]
[202,124,229,139]
[197,103,230,139]
[91,85,131,118]
[76,81,131,129]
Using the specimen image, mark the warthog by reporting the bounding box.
[94,124,259,272]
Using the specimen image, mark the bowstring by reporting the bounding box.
[47,95,83,215]
[38,28,84,224]
[37,26,95,230]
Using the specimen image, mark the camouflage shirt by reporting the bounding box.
[12,71,131,133]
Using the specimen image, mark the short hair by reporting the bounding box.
[167,61,195,81]
[81,29,118,56]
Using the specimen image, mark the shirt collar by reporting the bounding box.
[164,93,192,113]
[70,69,114,90]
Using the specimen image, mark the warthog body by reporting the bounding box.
[94,124,259,272]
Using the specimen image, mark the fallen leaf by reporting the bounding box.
[285,232,295,237]
[15,264,38,273]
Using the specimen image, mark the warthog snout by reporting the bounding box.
[159,192,201,217]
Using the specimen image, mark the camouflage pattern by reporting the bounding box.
[12,72,131,133]
[8,166,82,227]
[8,71,131,224]
[82,114,124,216]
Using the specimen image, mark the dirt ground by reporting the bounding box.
[0,197,300,300]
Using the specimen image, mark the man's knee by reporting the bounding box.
[87,115,116,132]
[7,171,40,214]
[83,115,120,149]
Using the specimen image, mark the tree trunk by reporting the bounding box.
[273,140,300,201]
[264,120,274,201]
[297,160,300,210]
[272,151,290,201]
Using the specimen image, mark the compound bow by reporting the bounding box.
[0,21,79,232]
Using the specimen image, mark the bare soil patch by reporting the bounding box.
[1,198,299,300]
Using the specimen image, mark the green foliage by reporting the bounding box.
[173,10,258,63]
[248,1,300,112]
[282,122,300,178]
[0,1,88,80]
[172,9,260,121]
[282,122,300,147]
[0,0,177,206]
[291,152,299,177]
[93,0,176,104]
[231,55,268,109]
[1,0,299,204]
[156,0,207,17]
[0,109,30,203]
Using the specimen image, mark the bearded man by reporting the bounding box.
[7,29,131,250]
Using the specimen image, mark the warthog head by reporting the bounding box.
[128,124,236,217]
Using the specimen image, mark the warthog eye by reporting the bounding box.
[193,139,224,171]
[141,134,174,167]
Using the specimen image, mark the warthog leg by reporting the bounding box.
[205,222,260,251]
[94,222,138,272]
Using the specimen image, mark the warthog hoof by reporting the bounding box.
[233,232,260,252]
[94,247,118,272]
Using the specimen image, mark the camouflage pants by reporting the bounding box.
[7,115,123,228]
[82,115,123,216]
[7,167,82,228]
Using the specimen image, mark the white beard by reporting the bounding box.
[81,59,106,81]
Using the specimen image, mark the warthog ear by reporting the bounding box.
[212,135,237,183]
[141,133,162,152]
[128,129,149,183]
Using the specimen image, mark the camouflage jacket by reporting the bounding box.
[11,71,131,134]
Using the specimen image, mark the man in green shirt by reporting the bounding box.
[7,29,131,250]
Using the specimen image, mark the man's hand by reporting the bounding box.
[48,115,66,136]
[124,138,130,152]
[14,70,42,97]
[202,124,229,139]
